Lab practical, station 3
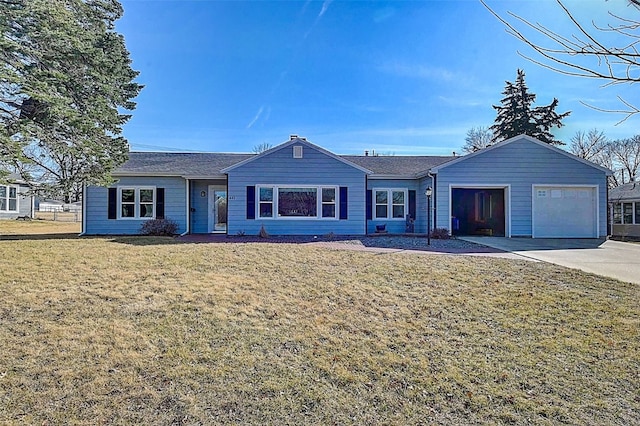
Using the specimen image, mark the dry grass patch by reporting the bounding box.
[0,231,638,424]
[0,219,80,236]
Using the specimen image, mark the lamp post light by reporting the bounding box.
[425,186,432,246]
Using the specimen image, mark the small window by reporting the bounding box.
[259,187,273,218]
[375,190,388,219]
[293,145,303,158]
[623,202,634,224]
[0,185,19,212]
[613,203,622,224]
[322,188,336,218]
[551,189,562,198]
[121,189,136,218]
[537,190,547,198]
[140,189,154,218]
[392,191,405,218]
[118,187,155,219]
[373,189,407,220]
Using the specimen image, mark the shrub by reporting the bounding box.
[140,218,179,236]
[430,227,451,239]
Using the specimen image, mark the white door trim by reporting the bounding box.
[448,184,511,238]
[207,185,227,233]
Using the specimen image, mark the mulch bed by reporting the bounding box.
[178,233,504,254]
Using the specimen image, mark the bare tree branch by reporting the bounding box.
[482,0,640,120]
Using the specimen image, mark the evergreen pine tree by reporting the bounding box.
[490,69,570,145]
[0,0,142,201]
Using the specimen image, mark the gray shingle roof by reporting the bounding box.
[114,152,255,177]
[1,172,28,184]
[342,155,455,176]
[610,181,640,201]
[115,152,456,178]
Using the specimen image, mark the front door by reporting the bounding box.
[208,186,227,233]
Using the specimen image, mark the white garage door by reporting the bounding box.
[533,186,597,238]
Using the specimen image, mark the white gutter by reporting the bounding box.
[79,183,87,236]
[180,178,190,236]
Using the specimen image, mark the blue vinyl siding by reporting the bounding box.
[0,184,32,220]
[85,176,187,235]
[227,142,367,235]
[434,137,608,237]
[190,179,226,233]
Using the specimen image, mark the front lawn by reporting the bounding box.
[0,225,638,424]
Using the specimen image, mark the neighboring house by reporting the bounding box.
[82,134,611,238]
[609,181,640,239]
[0,173,34,220]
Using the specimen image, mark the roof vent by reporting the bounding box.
[290,134,298,140]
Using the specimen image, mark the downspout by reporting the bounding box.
[365,174,369,235]
[79,183,87,236]
[225,174,229,235]
[180,178,190,236]
[428,171,436,232]
[606,179,610,238]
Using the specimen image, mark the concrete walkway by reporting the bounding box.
[460,237,640,284]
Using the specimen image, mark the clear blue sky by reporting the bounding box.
[116,0,638,155]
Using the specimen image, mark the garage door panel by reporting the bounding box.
[533,186,596,238]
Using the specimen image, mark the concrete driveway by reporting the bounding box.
[460,237,640,284]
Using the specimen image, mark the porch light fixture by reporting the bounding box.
[425,186,432,246]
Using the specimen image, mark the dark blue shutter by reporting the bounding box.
[156,188,165,219]
[246,186,256,219]
[339,186,348,220]
[408,190,416,220]
[366,190,372,220]
[108,188,117,219]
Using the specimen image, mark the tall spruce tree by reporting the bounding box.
[0,0,142,201]
[490,69,570,145]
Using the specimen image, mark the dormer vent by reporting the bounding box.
[293,145,303,158]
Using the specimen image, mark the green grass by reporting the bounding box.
[0,223,638,424]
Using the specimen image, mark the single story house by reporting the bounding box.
[0,173,35,220]
[82,134,611,238]
[609,181,640,239]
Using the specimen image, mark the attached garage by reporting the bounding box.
[532,186,597,238]
[430,135,611,239]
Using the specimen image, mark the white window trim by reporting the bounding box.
[372,188,408,221]
[0,185,19,213]
[255,185,339,220]
[117,186,156,220]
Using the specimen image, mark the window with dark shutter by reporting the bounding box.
[246,186,256,219]
[339,187,348,220]
[108,188,117,219]
[366,190,372,220]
